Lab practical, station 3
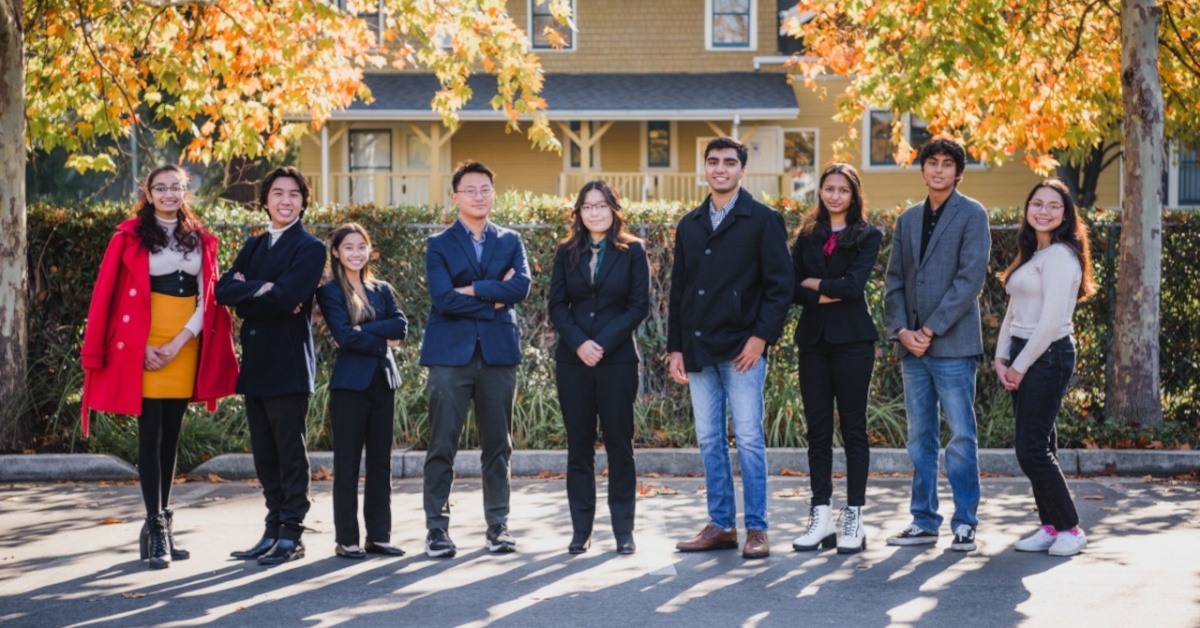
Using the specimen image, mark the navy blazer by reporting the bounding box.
[667,188,794,371]
[316,280,408,391]
[215,222,326,396]
[548,239,651,365]
[791,225,882,346]
[419,220,532,367]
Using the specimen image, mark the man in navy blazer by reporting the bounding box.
[215,167,326,566]
[421,161,531,558]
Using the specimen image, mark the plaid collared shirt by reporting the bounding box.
[709,193,738,230]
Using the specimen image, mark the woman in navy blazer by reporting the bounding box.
[315,223,408,559]
[549,181,650,555]
[789,164,881,556]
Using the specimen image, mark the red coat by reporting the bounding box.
[80,217,239,436]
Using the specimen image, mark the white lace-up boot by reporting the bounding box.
[792,504,835,551]
[836,506,866,554]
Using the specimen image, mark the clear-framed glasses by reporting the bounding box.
[455,187,494,198]
[1029,200,1064,212]
[580,202,610,213]
[151,185,186,194]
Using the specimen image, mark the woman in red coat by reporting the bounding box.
[81,164,238,569]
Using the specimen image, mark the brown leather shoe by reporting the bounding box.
[676,523,739,552]
[743,529,770,559]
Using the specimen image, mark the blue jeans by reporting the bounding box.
[689,358,768,531]
[902,355,980,532]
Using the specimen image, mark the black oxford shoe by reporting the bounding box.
[568,531,592,554]
[364,541,405,556]
[230,537,277,560]
[258,539,305,565]
[615,533,636,555]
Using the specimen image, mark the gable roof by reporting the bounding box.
[332,72,799,121]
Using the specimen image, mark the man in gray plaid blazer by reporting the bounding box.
[883,139,991,552]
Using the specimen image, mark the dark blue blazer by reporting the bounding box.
[548,239,650,365]
[791,225,882,346]
[316,280,408,391]
[419,220,531,367]
[215,222,326,397]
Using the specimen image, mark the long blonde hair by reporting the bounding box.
[329,222,377,324]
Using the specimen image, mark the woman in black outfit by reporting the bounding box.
[549,180,650,555]
[789,163,881,555]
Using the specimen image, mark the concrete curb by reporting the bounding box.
[4,448,1196,482]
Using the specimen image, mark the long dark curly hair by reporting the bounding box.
[797,163,871,250]
[560,180,640,269]
[133,164,202,256]
[999,179,1096,302]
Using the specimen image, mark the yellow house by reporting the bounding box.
[298,0,1198,210]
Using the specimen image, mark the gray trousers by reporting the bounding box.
[423,348,517,530]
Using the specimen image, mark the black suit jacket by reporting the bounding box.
[316,280,408,391]
[667,188,794,371]
[791,225,882,346]
[548,239,651,365]
[215,222,326,397]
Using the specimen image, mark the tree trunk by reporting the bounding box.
[1111,0,1164,425]
[0,0,29,449]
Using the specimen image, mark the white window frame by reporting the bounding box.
[529,0,576,51]
[784,127,820,203]
[705,0,757,51]
[346,128,394,205]
[641,121,678,172]
[1168,142,1200,209]
[861,109,986,173]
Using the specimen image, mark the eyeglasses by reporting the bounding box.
[455,187,494,198]
[580,202,610,213]
[151,185,186,194]
[1029,201,1064,212]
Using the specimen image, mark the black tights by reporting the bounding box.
[138,398,188,517]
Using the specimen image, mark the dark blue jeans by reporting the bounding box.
[1010,336,1079,531]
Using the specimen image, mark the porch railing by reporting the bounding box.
[302,172,450,207]
[557,171,814,203]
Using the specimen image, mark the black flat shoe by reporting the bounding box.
[615,533,636,555]
[336,544,367,559]
[231,537,278,560]
[568,531,592,554]
[364,541,405,556]
[258,539,304,565]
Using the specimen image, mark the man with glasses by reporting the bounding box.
[420,160,532,557]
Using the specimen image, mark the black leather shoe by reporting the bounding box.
[231,537,277,560]
[364,541,405,556]
[335,544,367,559]
[615,533,636,555]
[258,539,305,565]
[568,531,592,554]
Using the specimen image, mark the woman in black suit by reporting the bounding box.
[549,180,650,555]
[315,223,408,559]
[789,163,881,556]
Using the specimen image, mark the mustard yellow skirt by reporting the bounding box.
[143,293,199,399]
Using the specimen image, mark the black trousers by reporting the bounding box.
[1010,336,1080,530]
[246,393,312,541]
[555,361,639,535]
[797,339,874,506]
[330,368,395,546]
[138,398,189,517]
[423,347,516,530]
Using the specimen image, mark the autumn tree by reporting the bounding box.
[0,0,570,448]
[789,0,1196,425]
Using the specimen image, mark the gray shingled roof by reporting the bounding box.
[334,72,799,120]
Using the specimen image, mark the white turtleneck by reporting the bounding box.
[267,217,300,247]
[150,215,204,336]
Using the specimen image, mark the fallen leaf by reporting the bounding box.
[207,473,228,483]
[1140,475,1154,483]
[236,606,246,611]
[98,518,123,525]
[311,465,333,481]
[642,472,662,478]
[856,564,870,570]
[1083,495,1105,500]
[774,488,804,498]
[657,485,679,495]
[536,471,566,480]
[121,592,147,599]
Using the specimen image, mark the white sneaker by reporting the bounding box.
[836,506,866,554]
[792,504,835,551]
[1048,529,1087,556]
[1014,526,1058,552]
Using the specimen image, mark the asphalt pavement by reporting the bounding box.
[1,475,1198,627]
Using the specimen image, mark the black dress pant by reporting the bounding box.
[246,393,312,541]
[797,339,874,506]
[555,361,638,535]
[138,398,188,517]
[1010,336,1080,530]
[424,347,517,530]
[330,367,395,546]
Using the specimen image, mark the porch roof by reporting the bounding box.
[332,72,800,121]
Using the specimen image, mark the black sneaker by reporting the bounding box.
[425,528,457,558]
[886,524,939,546]
[951,525,977,551]
[485,523,517,553]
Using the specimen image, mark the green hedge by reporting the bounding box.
[19,195,1200,468]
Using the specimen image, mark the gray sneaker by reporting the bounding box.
[950,524,977,551]
[887,524,939,546]
[486,523,516,553]
[425,528,457,558]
